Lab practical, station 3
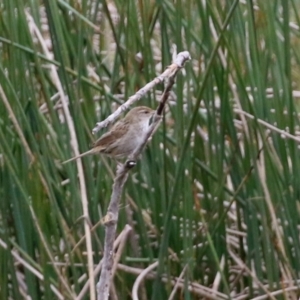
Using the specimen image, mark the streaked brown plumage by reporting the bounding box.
[62,106,155,164]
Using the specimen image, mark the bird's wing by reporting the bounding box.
[92,120,128,152]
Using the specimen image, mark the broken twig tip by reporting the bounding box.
[174,51,191,67]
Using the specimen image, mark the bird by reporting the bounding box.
[62,106,156,164]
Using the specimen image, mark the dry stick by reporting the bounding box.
[111,225,132,279]
[25,11,95,300]
[96,52,191,300]
[96,166,130,300]
[76,225,132,300]
[92,51,191,133]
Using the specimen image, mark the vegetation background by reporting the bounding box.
[1,0,300,299]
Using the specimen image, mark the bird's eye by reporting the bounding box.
[143,110,149,114]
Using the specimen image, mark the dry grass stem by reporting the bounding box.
[132,261,159,300]
[167,264,188,300]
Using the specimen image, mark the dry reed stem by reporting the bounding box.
[0,238,64,299]
[117,263,229,300]
[167,264,188,300]
[25,11,95,300]
[28,205,76,298]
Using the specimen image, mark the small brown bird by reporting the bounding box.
[62,106,156,164]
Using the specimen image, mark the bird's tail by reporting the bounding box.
[62,149,94,164]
